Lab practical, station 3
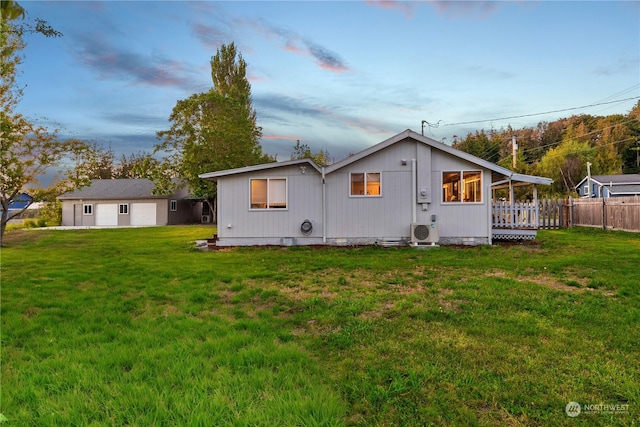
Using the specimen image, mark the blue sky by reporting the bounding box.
[17,0,640,163]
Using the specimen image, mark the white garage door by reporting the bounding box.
[95,204,118,226]
[130,203,157,226]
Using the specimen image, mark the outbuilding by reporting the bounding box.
[58,179,209,227]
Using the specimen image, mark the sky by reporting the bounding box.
[16,0,640,165]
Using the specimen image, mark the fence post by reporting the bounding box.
[602,197,606,230]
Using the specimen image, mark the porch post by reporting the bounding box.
[509,180,515,229]
[533,185,539,229]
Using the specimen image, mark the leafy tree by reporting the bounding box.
[116,151,160,179]
[291,140,331,166]
[1,0,25,21]
[0,3,76,244]
[537,139,593,195]
[155,42,272,221]
[452,130,500,164]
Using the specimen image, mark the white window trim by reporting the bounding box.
[250,177,288,210]
[83,204,93,215]
[118,203,129,215]
[441,170,483,204]
[349,172,382,197]
[170,200,178,212]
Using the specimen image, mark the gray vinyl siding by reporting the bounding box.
[60,199,169,226]
[325,139,415,239]
[428,150,491,240]
[325,139,491,241]
[217,165,323,241]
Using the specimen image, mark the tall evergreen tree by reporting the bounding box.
[155,43,271,220]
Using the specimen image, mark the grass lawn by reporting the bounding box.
[1,226,638,426]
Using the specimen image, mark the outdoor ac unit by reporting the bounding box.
[201,215,210,223]
[411,223,439,245]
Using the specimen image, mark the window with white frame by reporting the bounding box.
[350,172,381,196]
[442,171,482,203]
[170,200,177,211]
[83,204,93,215]
[119,203,129,214]
[250,178,287,209]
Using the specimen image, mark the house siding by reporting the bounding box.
[428,150,491,243]
[216,164,323,245]
[60,199,169,226]
[325,139,414,240]
[325,138,491,244]
[205,131,547,247]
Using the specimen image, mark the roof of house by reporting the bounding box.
[199,158,321,179]
[200,130,553,186]
[58,179,171,200]
[575,173,640,189]
[607,184,640,195]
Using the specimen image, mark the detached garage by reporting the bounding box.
[58,179,205,227]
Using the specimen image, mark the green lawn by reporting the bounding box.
[1,226,638,426]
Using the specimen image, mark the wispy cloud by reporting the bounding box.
[245,18,349,73]
[255,93,390,137]
[364,0,417,19]
[305,40,349,72]
[364,0,498,18]
[73,33,199,90]
[594,54,640,76]
[192,22,230,50]
[427,1,499,18]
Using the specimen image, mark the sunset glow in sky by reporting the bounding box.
[17,1,640,163]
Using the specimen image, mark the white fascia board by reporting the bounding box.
[199,158,321,180]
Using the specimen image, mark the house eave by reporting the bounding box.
[199,158,321,180]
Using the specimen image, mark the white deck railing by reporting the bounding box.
[492,201,539,229]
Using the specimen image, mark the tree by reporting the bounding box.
[0,4,75,245]
[537,139,593,195]
[290,140,331,166]
[155,42,272,221]
[452,130,500,164]
[1,0,25,21]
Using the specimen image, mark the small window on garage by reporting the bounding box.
[119,203,129,214]
[170,200,177,211]
[83,204,93,215]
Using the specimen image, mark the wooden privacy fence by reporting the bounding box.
[570,196,640,232]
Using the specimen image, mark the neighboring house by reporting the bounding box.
[58,179,208,227]
[1,192,34,219]
[575,174,640,198]
[200,129,552,246]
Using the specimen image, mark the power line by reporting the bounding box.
[443,96,640,127]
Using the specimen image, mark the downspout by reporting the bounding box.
[322,167,326,243]
[411,159,417,224]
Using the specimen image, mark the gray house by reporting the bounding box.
[575,174,640,198]
[200,130,552,246]
[58,179,208,227]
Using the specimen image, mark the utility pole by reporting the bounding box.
[512,135,517,169]
[586,161,592,198]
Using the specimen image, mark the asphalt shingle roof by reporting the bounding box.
[58,179,165,200]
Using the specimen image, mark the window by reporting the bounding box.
[442,171,482,203]
[350,172,381,196]
[170,200,177,211]
[250,178,287,209]
[119,203,129,215]
[83,204,93,215]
